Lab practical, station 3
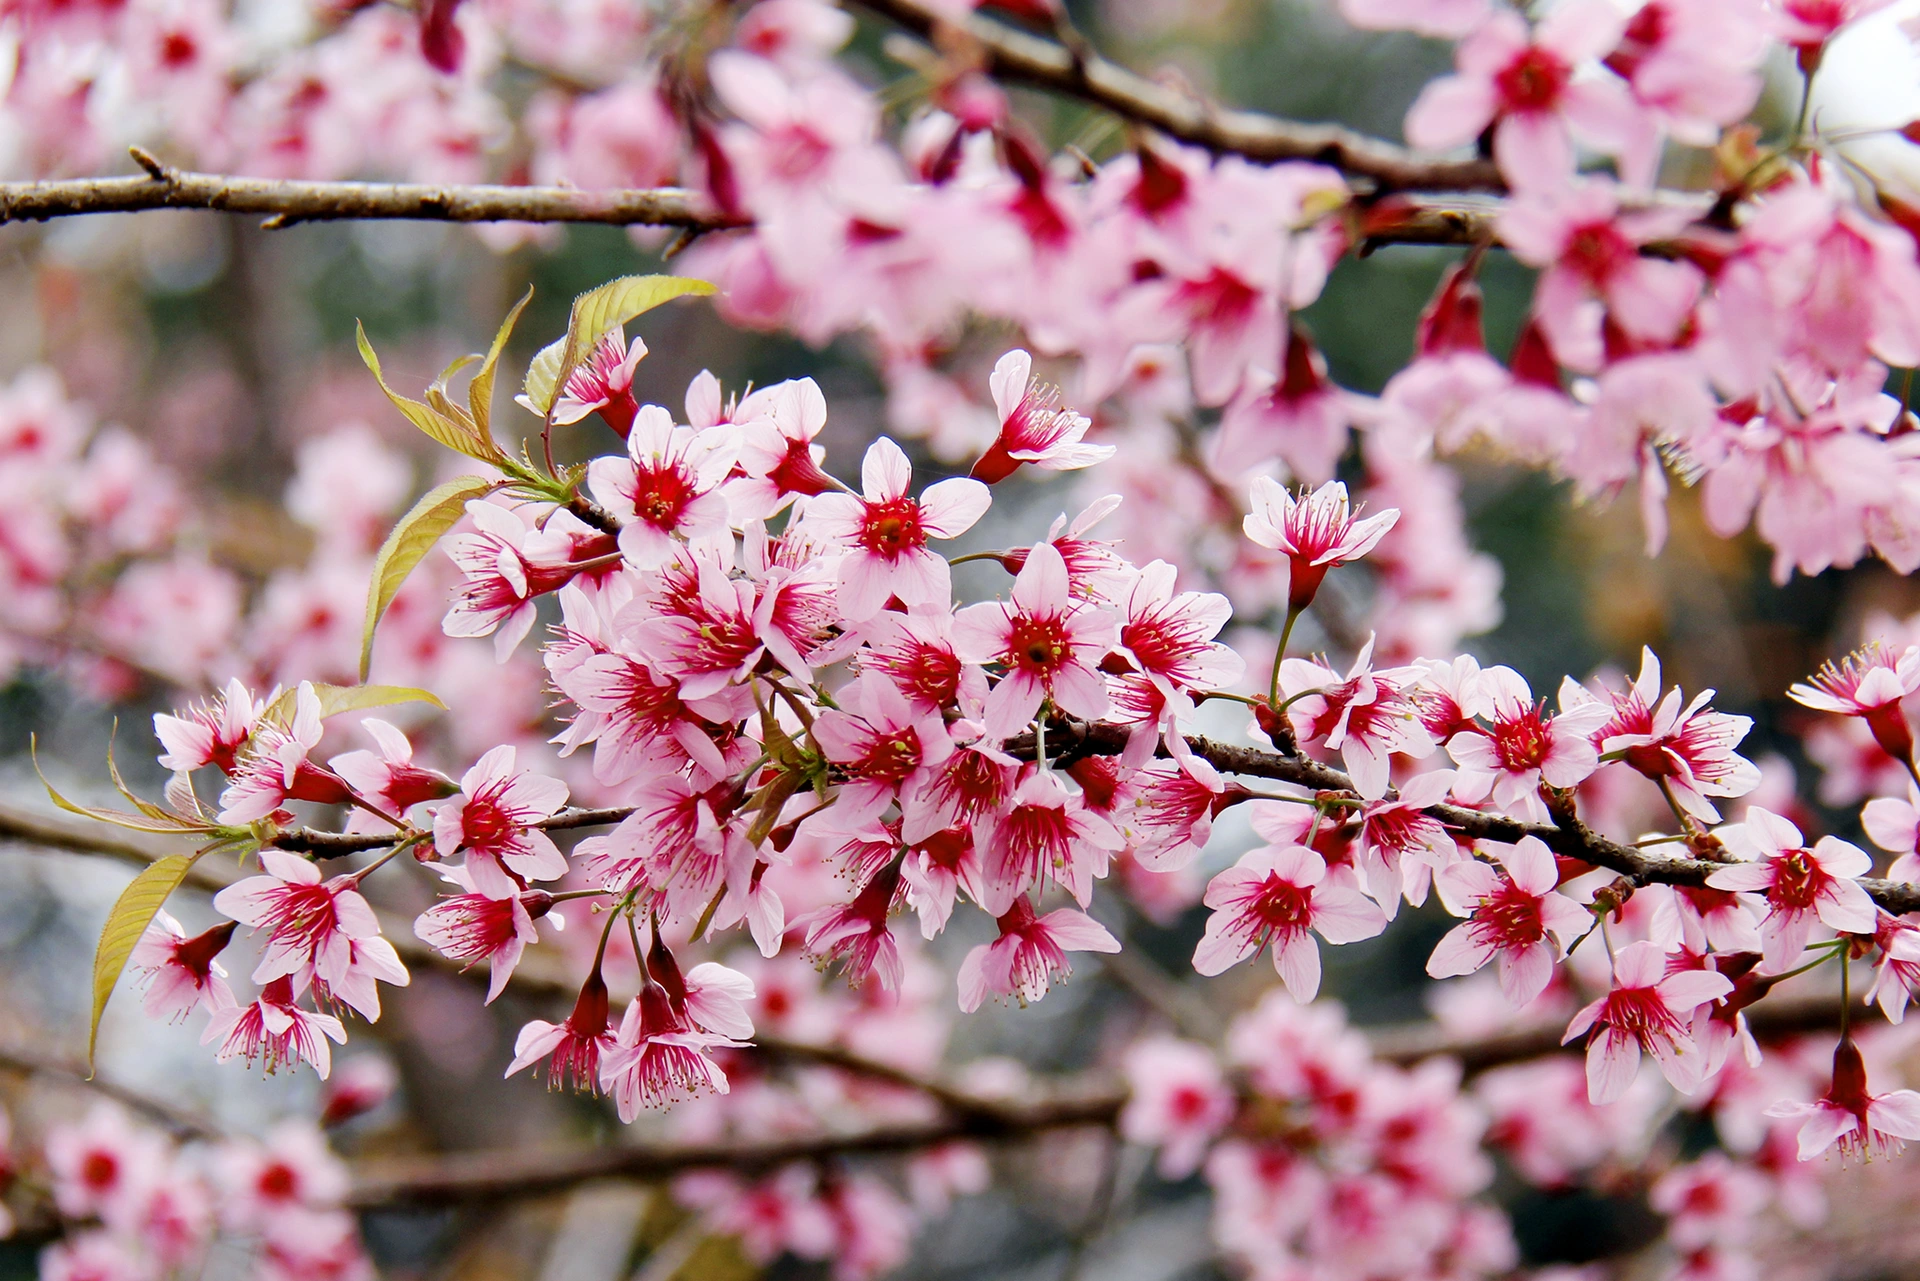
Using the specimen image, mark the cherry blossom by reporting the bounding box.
[1193,843,1387,999]
[587,405,735,570]
[805,436,991,621]
[1562,940,1734,1103]
[970,348,1112,482]
[1765,1036,1920,1160]
[1582,648,1761,822]
[1278,635,1434,799]
[1447,667,1611,823]
[952,541,1120,740]
[956,897,1120,1011]
[1789,641,1920,767]
[1428,837,1593,1007]
[128,911,234,1021]
[1242,478,1399,614]
[153,677,267,774]
[432,744,571,899]
[599,977,741,1119]
[1705,807,1877,970]
[202,975,349,1078]
[413,867,551,1002]
[1119,1037,1237,1177]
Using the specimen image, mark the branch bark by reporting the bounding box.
[853,0,1502,191]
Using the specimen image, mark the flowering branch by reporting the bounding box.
[854,0,1502,191]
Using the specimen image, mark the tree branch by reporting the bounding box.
[851,0,1503,191]
[0,150,736,230]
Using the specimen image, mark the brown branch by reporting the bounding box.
[852,0,1502,191]
[0,150,737,230]
[346,1085,1125,1207]
[0,1044,223,1139]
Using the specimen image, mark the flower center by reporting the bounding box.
[1008,615,1070,675]
[631,463,695,530]
[1494,46,1570,113]
[859,496,926,558]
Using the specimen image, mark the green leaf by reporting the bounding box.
[89,852,201,1069]
[263,682,446,726]
[34,739,218,835]
[359,475,498,680]
[356,322,507,466]
[521,275,716,417]
[469,286,533,437]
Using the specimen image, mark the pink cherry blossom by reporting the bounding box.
[1193,843,1387,999]
[598,978,741,1120]
[413,867,550,1003]
[971,765,1124,915]
[970,348,1112,482]
[327,718,458,819]
[1119,1037,1236,1178]
[1447,667,1610,823]
[1404,2,1647,188]
[1428,836,1593,1007]
[46,1104,168,1224]
[442,501,613,660]
[794,859,906,990]
[128,910,235,1022]
[1765,1036,1920,1160]
[1867,912,1920,1022]
[811,669,956,826]
[217,682,352,824]
[1213,328,1361,483]
[1561,940,1734,1103]
[729,376,839,520]
[507,968,617,1094]
[956,897,1119,1011]
[153,676,267,774]
[1498,180,1703,373]
[1278,635,1435,799]
[202,975,349,1078]
[213,849,405,1008]
[547,329,647,438]
[805,436,991,621]
[1706,807,1877,970]
[1864,784,1920,881]
[586,404,735,569]
[952,541,1120,740]
[1579,647,1760,821]
[1242,478,1399,614]
[432,745,570,899]
[1788,640,1920,766]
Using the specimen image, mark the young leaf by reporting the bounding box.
[521,275,716,417]
[88,852,202,1069]
[263,682,446,726]
[357,322,508,466]
[360,475,498,680]
[34,740,220,835]
[470,286,533,437]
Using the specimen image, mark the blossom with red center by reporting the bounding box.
[1405,1,1647,187]
[598,976,742,1120]
[575,773,733,915]
[507,967,617,1093]
[217,682,354,824]
[1123,761,1234,872]
[128,910,235,1021]
[1497,180,1703,372]
[213,849,404,1006]
[432,745,570,899]
[861,608,990,716]
[953,541,1120,740]
[587,405,734,569]
[812,669,955,826]
[1214,327,1361,483]
[1646,883,1765,956]
[1112,558,1241,704]
[1866,911,1920,1023]
[1242,478,1399,614]
[327,718,459,820]
[1771,0,1896,58]
[956,896,1120,1012]
[1278,634,1435,799]
[970,348,1112,483]
[988,494,1129,598]
[557,645,750,785]
[1706,806,1876,970]
[729,376,838,520]
[1427,836,1592,1007]
[1789,641,1920,767]
[154,676,268,774]
[1447,666,1610,823]
[972,766,1124,915]
[901,739,1018,842]
[644,931,758,1041]
[1192,843,1387,1000]
[413,865,551,1003]
[443,501,614,660]
[202,974,349,1078]
[545,329,647,438]
[793,859,906,990]
[1350,769,1459,914]
[899,824,978,938]
[1119,1037,1236,1178]
[1561,940,1733,1103]
[45,1104,168,1224]
[1578,647,1760,821]
[1647,1153,1770,1251]
[215,1121,349,1230]
[805,436,991,621]
[633,557,808,697]
[1765,1036,1920,1160]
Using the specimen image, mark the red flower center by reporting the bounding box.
[1007,615,1070,676]
[858,496,926,558]
[1564,221,1634,286]
[1470,881,1546,950]
[1251,874,1314,934]
[630,463,695,530]
[1491,707,1553,772]
[1768,849,1827,911]
[81,1151,118,1190]
[462,796,515,848]
[1494,46,1571,114]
